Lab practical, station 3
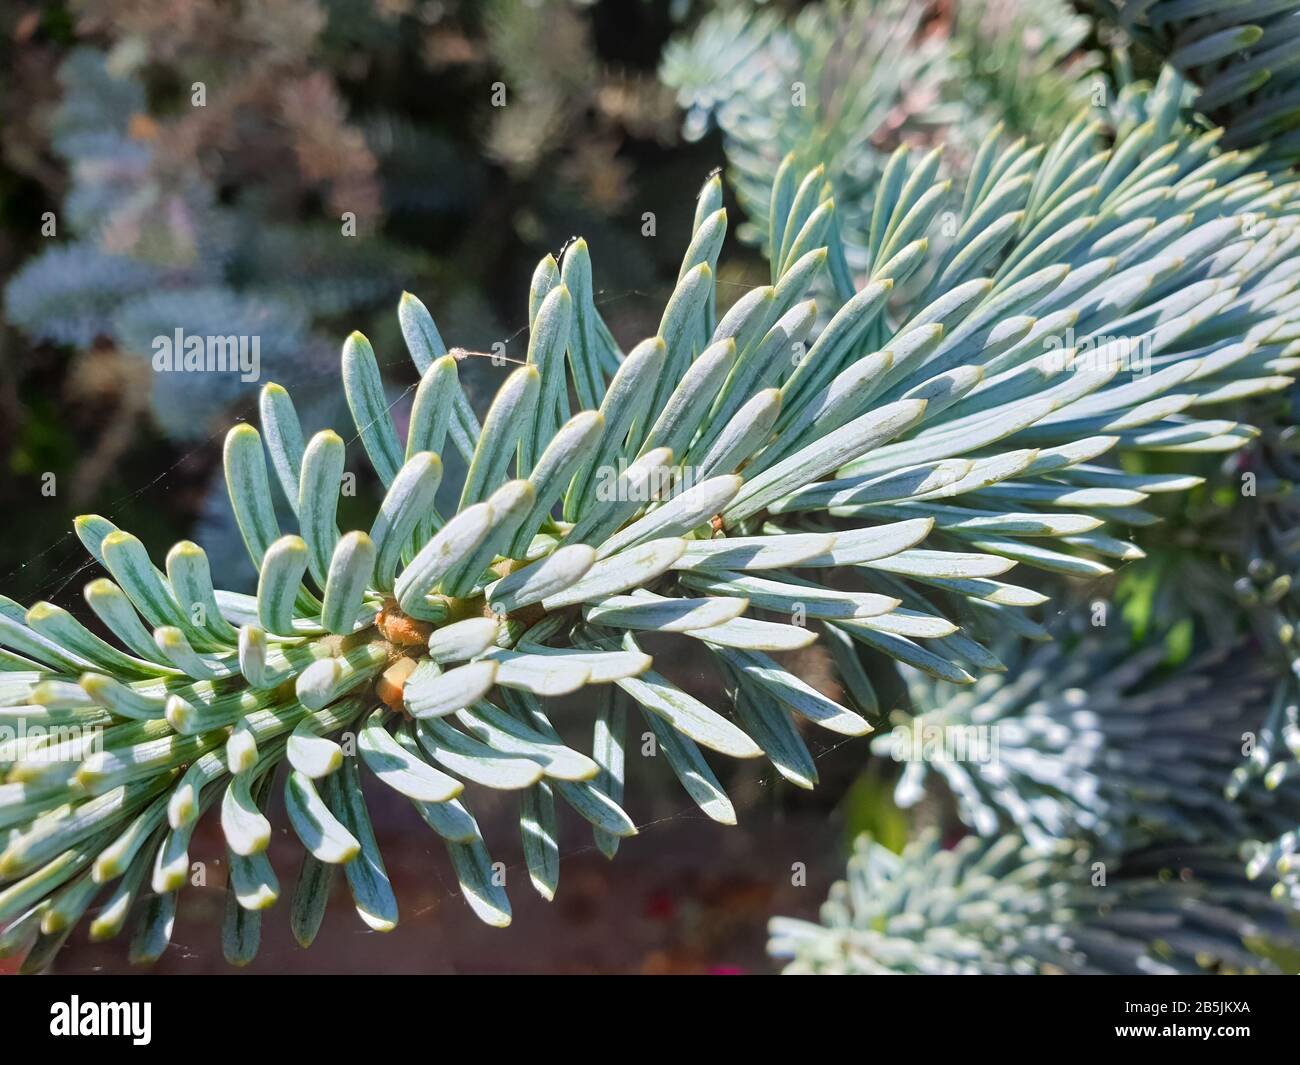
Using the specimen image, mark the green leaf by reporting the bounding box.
[406,354,458,464]
[342,331,403,487]
[92,797,169,882]
[333,758,398,932]
[508,410,604,557]
[259,382,306,514]
[446,834,513,927]
[229,848,279,911]
[151,625,233,680]
[616,651,761,758]
[724,399,928,523]
[100,532,190,634]
[440,479,536,598]
[641,706,736,823]
[459,364,540,509]
[591,688,627,859]
[285,770,361,863]
[713,646,871,736]
[321,532,376,635]
[221,773,272,856]
[553,778,637,838]
[287,712,346,779]
[779,279,894,423]
[565,447,677,547]
[508,643,653,683]
[481,648,592,696]
[673,532,836,572]
[298,430,346,586]
[370,452,443,590]
[89,835,154,941]
[696,389,783,478]
[523,285,574,473]
[25,601,164,679]
[40,871,100,935]
[256,535,310,636]
[732,682,817,789]
[686,615,818,651]
[395,502,495,614]
[455,700,600,780]
[426,617,501,664]
[415,717,543,790]
[520,781,560,898]
[222,873,262,965]
[127,888,176,965]
[650,263,713,429]
[358,708,463,802]
[398,290,447,374]
[82,579,172,665]
[223,424,281,568]
[595,475,742,559]
[541,538,687,609]
[561,240,606,411]
[0,834,112,927]
[491,540,598,616]
[565,337,668,521]
[679,569,899,619]
[583,591,748,632]
[294,647,388,711]
[165,541,240,643]
[797,519,935,565]
[2,775,173,879]
[403,659,499,720]
[290,853,336,948]
[639,338,737,461]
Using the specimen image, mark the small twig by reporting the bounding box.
[448,346,529,367]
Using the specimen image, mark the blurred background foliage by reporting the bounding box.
[0,0,707,597]
[6,0,1294,973]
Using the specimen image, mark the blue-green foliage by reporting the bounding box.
[1090,1,1300,166]
[3,49,418,442]
[878,618,1300,853]
[769,831,1300,974]
[662,0,1100,267]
